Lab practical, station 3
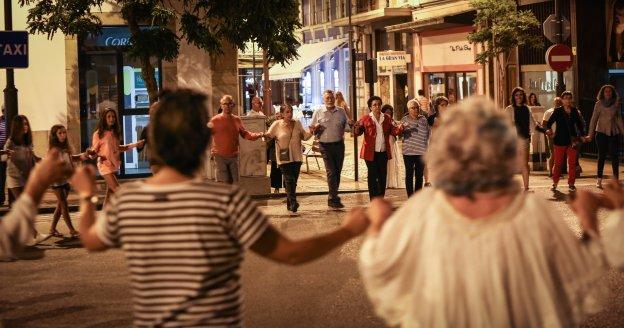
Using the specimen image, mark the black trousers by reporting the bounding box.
[0,161,6,205]
[270,160,283,189]
[365,151,388,200]
[280,162,302,208]
[596,132,620,179]
[403,155,425,197]
[320,141,345,203]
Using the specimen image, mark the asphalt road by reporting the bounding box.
[1,173,623,327]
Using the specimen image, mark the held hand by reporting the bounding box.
[30,148,73,186]
[5,149,14,158]
[85,148,97,158]
[604,179,624,209]
[137,139,146,148]
[545,129,554,137]
[569,190,601,235]
[367,198,393,234]
[70,165,97,196]
[342,207,370,238]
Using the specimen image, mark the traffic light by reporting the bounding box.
[364,59,377,83]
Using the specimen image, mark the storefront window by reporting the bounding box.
[333,69,340,91]
[426,72,478,104]
[522,70,573,108]
[80,26,162,177]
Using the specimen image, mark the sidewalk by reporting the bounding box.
[0,135,609,214]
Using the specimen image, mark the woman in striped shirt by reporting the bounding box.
[73,89,369,327]
[401,100,430,197]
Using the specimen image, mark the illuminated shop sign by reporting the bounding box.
[84,26,153,47]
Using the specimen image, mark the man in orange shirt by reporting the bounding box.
[210,95,263,184]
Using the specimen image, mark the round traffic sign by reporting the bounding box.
[545,44,573,72]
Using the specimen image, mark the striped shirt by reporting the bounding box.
[95,180,269,327]
[401,115,430,156]
[0,116,6,148]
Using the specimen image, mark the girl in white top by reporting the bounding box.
[360,97,618,327]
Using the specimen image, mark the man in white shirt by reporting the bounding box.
[247,96,266,117]
[310,90,350,208]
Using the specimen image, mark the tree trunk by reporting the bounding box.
[127,16,159,105]
[262,49,271,115]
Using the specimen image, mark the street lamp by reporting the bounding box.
[347,0,358,181]
[3,0,18,135]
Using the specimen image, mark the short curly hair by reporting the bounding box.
[425,97,519,196]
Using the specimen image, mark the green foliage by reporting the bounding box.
[468,0,543,64]
[18,0,301,65]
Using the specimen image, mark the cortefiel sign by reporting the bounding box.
[0,31,29,69]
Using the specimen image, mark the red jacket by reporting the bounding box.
[354,113,403,161]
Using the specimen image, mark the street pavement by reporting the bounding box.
[1,168,624,327]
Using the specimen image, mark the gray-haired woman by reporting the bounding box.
[359,97,617,327]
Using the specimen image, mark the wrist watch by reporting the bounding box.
[81,194,98,205]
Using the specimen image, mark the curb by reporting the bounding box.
[0,190,369,215]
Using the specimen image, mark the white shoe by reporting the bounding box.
[551,183,558,191]
[26,233,50,246]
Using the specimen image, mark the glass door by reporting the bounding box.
[80,51,160,177]
[120,54,160,175]
[80,53,119,155]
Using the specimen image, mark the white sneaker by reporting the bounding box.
[26,233,51,247]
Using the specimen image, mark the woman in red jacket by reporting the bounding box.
[353,96,403,199]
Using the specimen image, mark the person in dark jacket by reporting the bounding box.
[546,91,588,192]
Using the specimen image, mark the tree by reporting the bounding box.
[18,0,301,104]
[467,0,542,104]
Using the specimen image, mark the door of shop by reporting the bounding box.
[79,51,161,178]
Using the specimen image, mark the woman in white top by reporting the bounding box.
[381,104,401,189]
[265,104,312,213]
[359,97,618,327]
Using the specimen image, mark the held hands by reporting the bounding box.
[70,165,97,197]
[31,148,74,186]
[136,139,146,148]
[342,207,370,238]
[569,180,624,236]
[545,129,554,137]
[367,198,393,234]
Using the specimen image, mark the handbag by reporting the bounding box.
[278,122,294,162]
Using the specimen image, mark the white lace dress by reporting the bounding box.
[386,135,400,189]
[360,188,613,327]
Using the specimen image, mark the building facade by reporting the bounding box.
[0,3,238,178]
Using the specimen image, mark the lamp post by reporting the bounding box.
[555,0,565,96]
[347,0,358,181]
[3,0,18,135]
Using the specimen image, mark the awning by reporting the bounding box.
[385,2,474,33]
[269,38,346,81]
[331,7,412,27]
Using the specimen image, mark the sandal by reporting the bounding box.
[49,230,63,238]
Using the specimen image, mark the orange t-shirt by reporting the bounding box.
[210,114,259,158]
